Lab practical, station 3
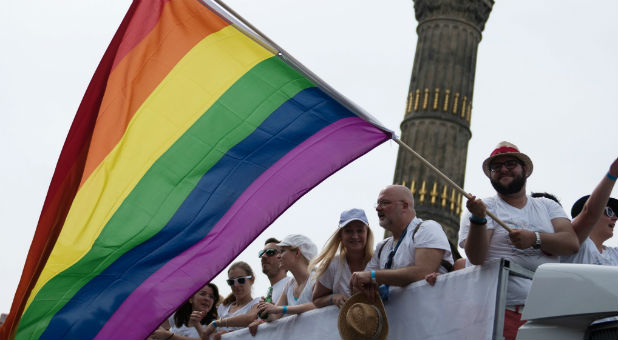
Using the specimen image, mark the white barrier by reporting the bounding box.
[222,260,501,340]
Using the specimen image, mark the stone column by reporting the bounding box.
[393,0,494,251]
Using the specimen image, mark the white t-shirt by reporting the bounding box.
[366,217,453,272]
[216,297,260,332]
[458,195,569,305]
[561,237,618,265]
[168,314,200,338]
[318,254,352,296]
[283,274,316,306]
[270,276,291,304]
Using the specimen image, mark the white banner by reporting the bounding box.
[222,260,500,340]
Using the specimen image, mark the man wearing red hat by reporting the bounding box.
[459,141,579,340]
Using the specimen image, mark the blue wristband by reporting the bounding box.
[211,320,217,328]
[329,293,334,304]
[469,215,487,225]
[607,172,617,181]
[371,270,377,283]
[282,305,287,314]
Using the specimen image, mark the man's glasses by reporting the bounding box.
[374,200,404,209]
[489,159,520,172]
[604,206,615,218]
[226,275,252,286]
[258,248,280,258]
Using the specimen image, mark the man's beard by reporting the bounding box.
[491,173,526,195]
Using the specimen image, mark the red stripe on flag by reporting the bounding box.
[0,2,141,338]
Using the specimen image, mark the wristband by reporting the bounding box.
[607,172,617,181]
[282,305,287,314]
[370,270,377,283]
[211,320,218,328]
[329,293,334,305]
[469,215,487,225]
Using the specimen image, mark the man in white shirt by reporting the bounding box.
[460,141,579,340]
[349,184,453,299]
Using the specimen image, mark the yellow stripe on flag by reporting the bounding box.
[24,25,273,310]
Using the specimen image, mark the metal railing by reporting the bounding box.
[492,259,535,340]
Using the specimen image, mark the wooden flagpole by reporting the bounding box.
[393,138,512,232]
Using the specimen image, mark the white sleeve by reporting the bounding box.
[318,259,336,290]
[412,221,451,253]
[544,198,569,220]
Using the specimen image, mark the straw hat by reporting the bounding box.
[338,293,388,340]
[482,141,534,178]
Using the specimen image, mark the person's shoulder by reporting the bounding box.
[418,218,442,229]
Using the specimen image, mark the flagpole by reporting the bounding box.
[200,0,510,232]
[393,138,513,232]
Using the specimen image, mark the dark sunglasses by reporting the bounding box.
[258,248,280,258]
[226,275,252,286]
[604,206,615,218]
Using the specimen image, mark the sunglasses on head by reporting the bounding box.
[226,275,252,286]
[258,248,280,258]
[604,206,616,218]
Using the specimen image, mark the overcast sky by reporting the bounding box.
[1,0,616,313]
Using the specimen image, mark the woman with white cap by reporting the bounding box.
[249,234,318,332]
[310,208,374,308]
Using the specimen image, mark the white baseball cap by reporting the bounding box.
[277,234,318,262]
[338,208,369,229]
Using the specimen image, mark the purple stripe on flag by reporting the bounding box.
[95,117,389,339]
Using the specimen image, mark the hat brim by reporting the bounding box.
[338,292,388,340]
[571,195,618,218]
[339,218,369,229]
[482,152,534,178]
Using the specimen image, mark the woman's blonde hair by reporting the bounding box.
[222,261,254,306]
[309,223,374,279]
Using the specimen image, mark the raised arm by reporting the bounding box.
[571,158,618,243]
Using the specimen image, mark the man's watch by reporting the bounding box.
[533,231,542,249]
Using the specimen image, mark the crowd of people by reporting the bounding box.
[148,141,617,340]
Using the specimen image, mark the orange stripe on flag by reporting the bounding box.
[79,0,228,187]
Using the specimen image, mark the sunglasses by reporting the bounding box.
[604,206,616,218]
[226,275,252,286]
[258,248,280,258]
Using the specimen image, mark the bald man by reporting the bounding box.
[350,185,453,299]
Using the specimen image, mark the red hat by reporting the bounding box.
[482,141,533,178]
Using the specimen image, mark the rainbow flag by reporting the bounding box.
[1,0,391,339]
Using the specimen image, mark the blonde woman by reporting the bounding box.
[310,208,374,308]
[248,234,318,335]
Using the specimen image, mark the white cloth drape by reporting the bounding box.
[222,260,501,340]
